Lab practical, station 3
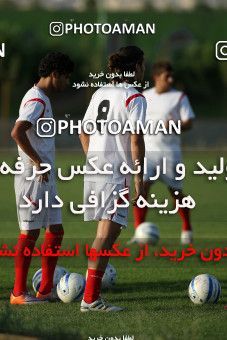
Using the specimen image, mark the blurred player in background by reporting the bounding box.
[132,61,195,244]
[79,46,146,312]
[10,52,74,304]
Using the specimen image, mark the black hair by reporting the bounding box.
[38,52,74,77]
[151,61,173,77]
[108,46,144,75]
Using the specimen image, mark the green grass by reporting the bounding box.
[0,150,227,339]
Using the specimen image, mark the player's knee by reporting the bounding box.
[47,224,64,235]
[101,230,121,246]
[144,181,151,198]
[99,236,115,250]
[21,229,40,240]
[98,224,121,240]
[169,188,184,200]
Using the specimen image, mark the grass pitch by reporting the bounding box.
[0,150,227,340]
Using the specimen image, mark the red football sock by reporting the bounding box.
[13,234,36,296]
[83,268,104,304]
[39,230,64,295]
[178,207,192,231]
[133,205,148,228]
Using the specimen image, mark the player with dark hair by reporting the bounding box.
[10,52,74,304]
[132,61,195,244]
[79,46,146,312]
[151,61,173,78]
[38,52,74,79]
[108,45,144,75]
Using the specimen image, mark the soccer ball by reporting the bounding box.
[188,274,221,304]
[134,222,160,245]
[102,263,117,289]
[57,273,86,303]
[32,265,68,294]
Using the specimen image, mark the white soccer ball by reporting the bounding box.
[32,265,68,294]
[134,222,160,245]
[57,273,86,303]
[188,274,221,304]
[102,263,117,289]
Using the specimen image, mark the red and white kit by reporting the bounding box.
[15,85,62,230]
[143,87,195,189]
[82,83,147,227]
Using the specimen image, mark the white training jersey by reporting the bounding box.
[142,87,195,152]
[17,85,55,176]
[82,83,147,185]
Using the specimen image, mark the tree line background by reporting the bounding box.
[0,7,226,127]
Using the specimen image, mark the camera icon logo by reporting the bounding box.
[37,118,56,137]
[49,22,64,36]
[216,41,227,61]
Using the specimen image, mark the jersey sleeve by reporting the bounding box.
[81,93,96,133]
[179,95,195,122]
[126,93,147,132]
[17,99,46,125]
[82,94,95,123]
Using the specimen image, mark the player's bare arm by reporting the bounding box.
[181,118,193,131]
[131,131,145,205]
[165,117,193,131]
[11,120,49,182]
[79,130,90,155]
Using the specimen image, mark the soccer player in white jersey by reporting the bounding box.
[133,61,195,244]
[79,46,147,312]
[10,52,74,304]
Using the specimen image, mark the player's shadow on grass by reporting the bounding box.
[0,297,9,301]
[110,279,226,304]
[112,280,187,294]
[112,295,185,304]
[0,289,11,301]
[113,278,227,294]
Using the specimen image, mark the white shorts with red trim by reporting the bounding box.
[15,174,62,231]
[144,150,183,190]
[83,181,129,228]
